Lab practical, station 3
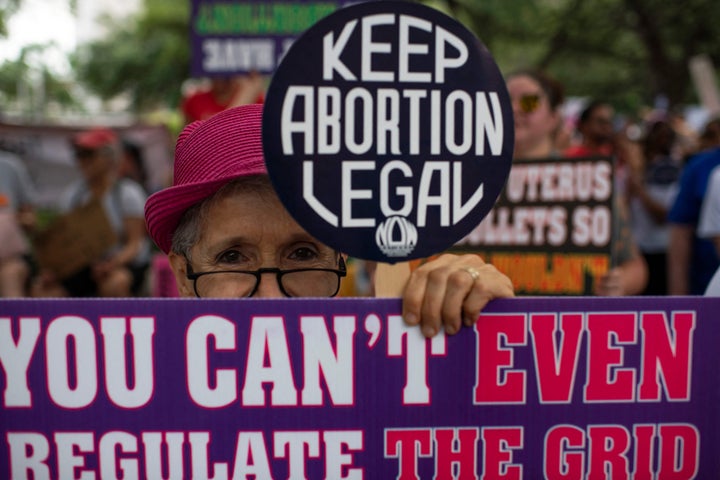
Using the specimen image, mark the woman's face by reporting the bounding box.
[75,148,113,183]
[507,75,560,159]
[169,188,342,298]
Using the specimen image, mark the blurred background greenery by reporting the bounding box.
[1,0,719,132]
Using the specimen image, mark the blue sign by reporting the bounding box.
[262,1,514,262]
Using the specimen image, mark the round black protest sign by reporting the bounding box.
[263,1,513,262]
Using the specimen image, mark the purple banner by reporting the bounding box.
[190,0,348,76]
[1,296,717,478]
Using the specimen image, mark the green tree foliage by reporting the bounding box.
[69,0,720,115]
[71,0,190,112]
[0,0,22,38]
[0,44,78,117]
[442,0,720,112]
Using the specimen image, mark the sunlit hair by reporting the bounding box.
[171,175,275,259]
[506,69,565,111]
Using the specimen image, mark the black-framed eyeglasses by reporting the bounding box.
[186,256,347,298]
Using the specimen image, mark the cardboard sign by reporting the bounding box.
[190,0,347,76]
[1,296,717,478]
[32,198,117,279]
[263,1,514,262]
[453,156,614,295]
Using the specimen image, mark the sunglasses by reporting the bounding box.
[516,93,542,114]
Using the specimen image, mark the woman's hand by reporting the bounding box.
[401,254,514,337]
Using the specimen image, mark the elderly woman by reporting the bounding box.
[145,104,513,337]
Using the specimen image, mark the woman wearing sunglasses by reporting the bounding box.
[504,70,647,296]
[506,69,567,160]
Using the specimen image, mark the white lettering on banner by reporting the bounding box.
[55,432,94,480]
[186,314,238,408]
[305,160,484,228]
[7,429,365,480]
[185,314,357,408]
[202,38,275,72]
[7,433,50,480]
[282,87,504,157]
[190,432,229,480]
[274,431,321,479]
[387,315,446,405]
[324,430,364,480]
[0,316,156,409]
[0,317,40,407]
[232,431,272,478]
[243,316,298,406]
[46,316,98,409]
[142,432,185,479]
[100,317,155,409]
[99,432,139,480]
[300,316,356,406]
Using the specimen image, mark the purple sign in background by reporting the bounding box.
[1,296,717,478]
[190,0,347,76]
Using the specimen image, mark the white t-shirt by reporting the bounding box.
[704,266,720,296]
[698,165,720,238]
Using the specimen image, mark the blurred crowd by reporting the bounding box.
[1,71,720,298]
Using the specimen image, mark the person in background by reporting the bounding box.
[144,104,514,338]
[627,120,682,295]
[696,117,720,154]
[506,69,566,159]
[564,100,617,158]
[667,120,720,294]
[118,138,148,191]
[32,128,151,297]
[0,150,37,297]
[698,164,720,296]
[181,73,265,124]
[506,71,647,295]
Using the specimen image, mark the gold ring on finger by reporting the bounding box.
[462,266,480,282]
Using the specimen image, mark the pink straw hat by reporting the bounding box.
[145,104,267,254]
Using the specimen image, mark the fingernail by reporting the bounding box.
[423,325,436,337]
[405,313,418,325]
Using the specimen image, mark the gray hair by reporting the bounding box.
[171,175,274,259]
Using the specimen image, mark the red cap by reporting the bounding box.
[72,128,118,149]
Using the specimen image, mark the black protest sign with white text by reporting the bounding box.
[454,156,615,295]
[262,1,513,262]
